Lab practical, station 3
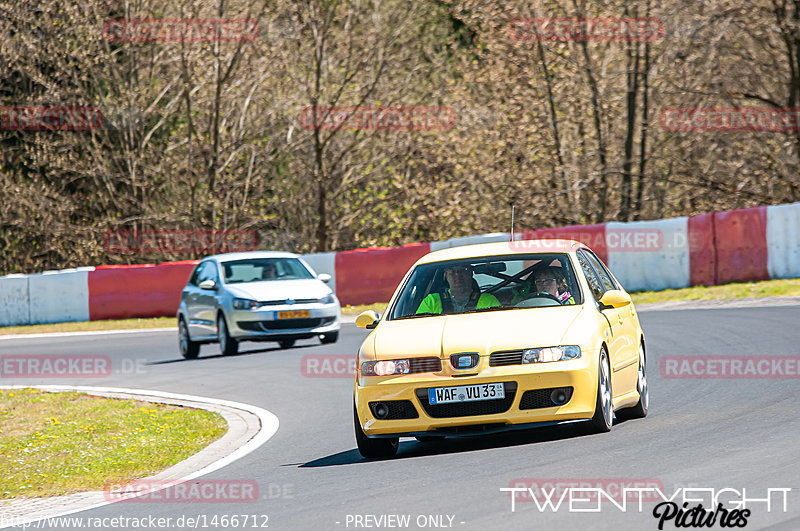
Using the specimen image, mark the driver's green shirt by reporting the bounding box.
[416,291,501,314]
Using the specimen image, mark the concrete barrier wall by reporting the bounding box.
[28,269,91,324]
[1,201,799,325]
[0,275,30,326]
[605,217,691,292]
[767,202,800,279]
[300,252,337,291]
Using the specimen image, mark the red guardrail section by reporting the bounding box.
[88,261,198,320]
[688,212,716,286]
[713,206,768,284]
[335,242,431,306]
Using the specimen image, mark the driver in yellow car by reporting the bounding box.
[416,263,501,314]
[512,266,576,305]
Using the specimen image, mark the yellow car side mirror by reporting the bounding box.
[598,290,631,310]
[355,310,380,330]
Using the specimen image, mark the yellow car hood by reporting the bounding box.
[372,306,585,359]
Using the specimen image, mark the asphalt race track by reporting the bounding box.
[2,305,800,531]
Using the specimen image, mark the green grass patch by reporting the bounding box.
[0,317,174,336]
[630,277,800,305]
[0,388,227,499]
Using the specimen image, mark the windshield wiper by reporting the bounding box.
[394,312,441,320]
[462,306,512,314]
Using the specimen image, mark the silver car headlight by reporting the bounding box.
[318,293,336,304]
[522,346,581,364]
[233,298,259,310]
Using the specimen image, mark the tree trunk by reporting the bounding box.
[621,6,641,222]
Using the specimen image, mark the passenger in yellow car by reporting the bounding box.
[416,264,501,314]
[512,266,576,305]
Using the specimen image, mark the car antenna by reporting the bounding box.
[510,204,515,242]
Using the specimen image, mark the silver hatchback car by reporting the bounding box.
[177,251,341,358]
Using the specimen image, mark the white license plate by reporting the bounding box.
[428,383,505,404]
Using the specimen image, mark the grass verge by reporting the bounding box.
[340,303,388,316]
[0,317,174,336]
[630,277,800,305]
[0,388,227,499]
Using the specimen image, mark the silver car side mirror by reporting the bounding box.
[318,273,332,283]
[199,279,217,290]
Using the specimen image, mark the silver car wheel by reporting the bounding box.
[179,321,189,352]
[218,316,227,351]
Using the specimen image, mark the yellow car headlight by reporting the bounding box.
[361,359,411,376]
[522,346,581,363]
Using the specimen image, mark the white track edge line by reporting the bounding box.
[0,328,175,340]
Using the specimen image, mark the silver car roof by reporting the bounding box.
[207,251,299,263]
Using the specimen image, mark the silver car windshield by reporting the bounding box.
[221,258,315,284]
[389,253,582,320]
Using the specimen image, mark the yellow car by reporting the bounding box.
[353,240,648,458]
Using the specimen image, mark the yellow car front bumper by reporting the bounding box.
[355,355,598,437]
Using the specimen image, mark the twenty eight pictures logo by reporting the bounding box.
[0,107,102,131]
[505,478,664,511]
[500,484,792,526]
[509,18,664,42]
[104,19,258,42]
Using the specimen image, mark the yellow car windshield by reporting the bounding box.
[389,253,582,320]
